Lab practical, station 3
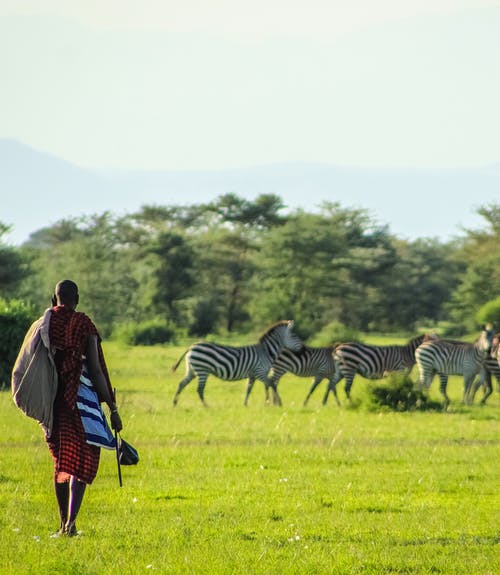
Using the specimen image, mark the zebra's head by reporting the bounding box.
[261,320,303,353]
[490,332,500,359]
[477,328,494,354]
[283,320,304,352]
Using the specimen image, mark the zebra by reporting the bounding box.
[261,345,339,406]
[323,335,431,405]
[469,332,500,404]
[172,320,303,406]
[415,329,494,409]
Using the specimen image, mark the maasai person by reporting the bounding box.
[47,279,122,536]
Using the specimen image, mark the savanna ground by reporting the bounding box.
[1,337,499,574]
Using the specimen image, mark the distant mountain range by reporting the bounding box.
[1,139,499,245]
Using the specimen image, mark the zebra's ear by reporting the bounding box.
[288,320,294,328]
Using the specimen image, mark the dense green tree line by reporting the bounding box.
[1,197,499,340]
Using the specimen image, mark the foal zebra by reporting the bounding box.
[415,329,494,409]
[262,345,338,406]
[323,335,430,405]
[172,320,303,406]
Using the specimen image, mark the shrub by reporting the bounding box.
[309,320,360,346]
[415,320,463,338]
[0,299,36,388]
[366,373,441,412]
[476,297,500,330]
[112,319,175,346]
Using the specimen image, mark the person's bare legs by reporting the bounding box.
[54,480,69,533]
[65,476,86,536]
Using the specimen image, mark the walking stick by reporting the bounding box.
[113,388,123,487]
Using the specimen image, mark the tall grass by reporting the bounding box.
[1,340,498,574]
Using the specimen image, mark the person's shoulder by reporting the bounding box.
[74,311,97,329]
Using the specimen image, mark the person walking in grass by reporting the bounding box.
[45,280,122,536]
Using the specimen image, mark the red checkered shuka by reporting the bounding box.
[46,305,113,484]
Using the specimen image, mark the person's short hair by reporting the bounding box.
[55,280,79,305]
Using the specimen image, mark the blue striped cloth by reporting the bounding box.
[77,366,116,450]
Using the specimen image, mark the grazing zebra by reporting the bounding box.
[261,345,338,406]
[415,329,494,409]
[469,333,500,404]
[323,335,431,405]
[172,320,303,406]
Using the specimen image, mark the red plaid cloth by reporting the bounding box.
[46,306,113,484]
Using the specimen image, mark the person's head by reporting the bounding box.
[52,280,79,308]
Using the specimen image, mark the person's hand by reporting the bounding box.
[110,410,123,433]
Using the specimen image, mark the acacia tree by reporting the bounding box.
[372,238,462,332]
[19,214,141,334]
[13,196,487,338]
[190,229,255,333]
[119,195,287,334]
[250,204,393,337]
[149,231,196,325]
[447,204,500,331]
[185,193,286,334]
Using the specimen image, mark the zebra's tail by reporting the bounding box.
[171,348,190,373]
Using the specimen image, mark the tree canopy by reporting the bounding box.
[3,197,498,340]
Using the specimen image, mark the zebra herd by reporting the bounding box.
[172,321,499,409]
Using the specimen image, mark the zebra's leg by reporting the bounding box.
[270,380,283,407]
[266,373,281,405]
[463,376,473,404]
[260,375,282,406]
[463,367,481,404]
[173,371,196,406]
[196,374,209,406]
[325,376,341,407]
[343,373,356,401]
[468,373,482,403]
[323,372,349,405]
[480,371,493,404]
[419,367,434,390]
[470,368,492,405]
[244,377,256,406]
[304,374,328,406]
[438,374,450,410]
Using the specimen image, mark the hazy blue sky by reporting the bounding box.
[1,0,499,171]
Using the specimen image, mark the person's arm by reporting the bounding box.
[85,334,123,432]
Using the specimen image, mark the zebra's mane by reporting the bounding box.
[408,334,432,345]
[258,320,291,343]
[421,332,492,349]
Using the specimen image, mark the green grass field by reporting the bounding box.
[1,340,499,574]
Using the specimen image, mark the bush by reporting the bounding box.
[415,320,463,338]
[366,373,441,412]
[0,299,36,388]
[309,320,360,346]
[112,319,175,346]
[476,297,500,330]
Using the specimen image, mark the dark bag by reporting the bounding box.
[119,437,139,465]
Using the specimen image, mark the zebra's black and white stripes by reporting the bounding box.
[264,345,338,406]
[470,355,500,404]
[462,332,500,405]
[415,329,494,408]
[172,320,303,406]
[323,335,430,405]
